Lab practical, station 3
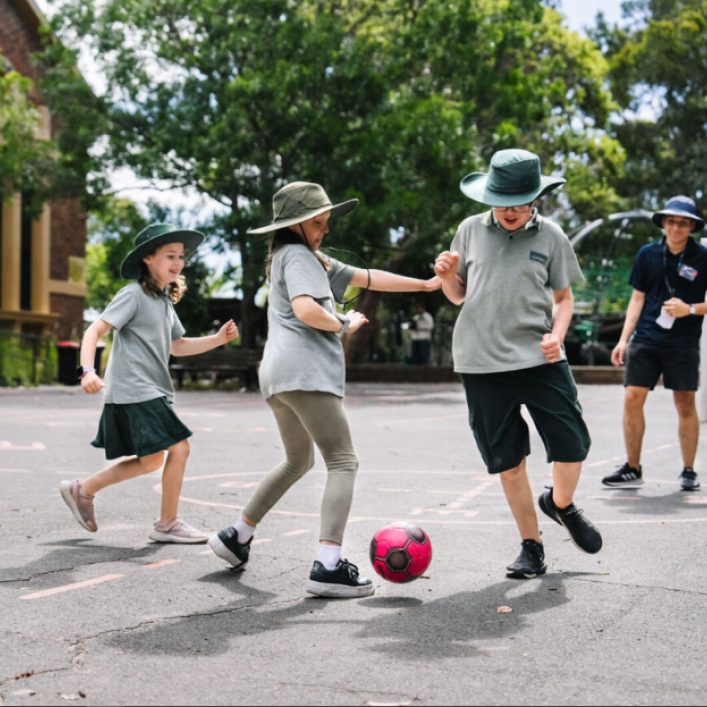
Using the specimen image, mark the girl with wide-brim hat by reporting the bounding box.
[435,149,603,580]
[209,181,441,598]
[61,224,240,544]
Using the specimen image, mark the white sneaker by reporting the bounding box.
[149,518,210,544]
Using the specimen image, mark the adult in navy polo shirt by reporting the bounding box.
[606,196,707,492]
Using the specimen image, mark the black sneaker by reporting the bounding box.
[680,468,701,492]
[208,526,252,571]
[539,488,603,555]
[506,540,547,579]
[306,559,375,598]
[602,463,644,488]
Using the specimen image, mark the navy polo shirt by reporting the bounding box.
[630,237,707,349]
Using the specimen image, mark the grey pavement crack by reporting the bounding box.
[0,553,157,585]
[67,598,302,644]
[567,575,707,596]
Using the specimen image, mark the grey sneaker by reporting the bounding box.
[149,518,210,544]
[60,480,97,533]
[680,468,701,492]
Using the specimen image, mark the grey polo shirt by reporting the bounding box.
[101,283,186,404]
[450,210,584,374]
[259,244,355,400]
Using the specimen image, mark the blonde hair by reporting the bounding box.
[266,227,331,281]
[138,260,187,304]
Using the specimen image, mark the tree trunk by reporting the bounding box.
[239,284,259,349]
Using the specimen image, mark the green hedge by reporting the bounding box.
[0,332,57,386]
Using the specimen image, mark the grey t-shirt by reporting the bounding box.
[101,283,186,404]
[450,210,584,374]
[259,244,355,399]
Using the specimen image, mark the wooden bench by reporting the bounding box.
[170,348,263,390]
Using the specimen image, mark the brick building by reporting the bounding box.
[0,0,87,340]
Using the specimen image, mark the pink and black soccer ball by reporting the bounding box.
[369,522,433,583]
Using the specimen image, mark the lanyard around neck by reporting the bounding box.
[663,241,686,297]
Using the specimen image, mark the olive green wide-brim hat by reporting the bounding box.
[247,182,359,235]
[460,149,566,207]
[121,223,205,280]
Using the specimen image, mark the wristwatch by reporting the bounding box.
[76,366,96,380]
[690,304,697,315]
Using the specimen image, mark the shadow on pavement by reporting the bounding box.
[595,490,694,516]
[0,540,163,584]
[354,575,570,660]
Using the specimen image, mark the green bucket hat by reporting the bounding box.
[120,223,205,280]
[460,149,566,207]
[247,182,359,235]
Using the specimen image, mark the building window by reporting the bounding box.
[20,194,33,311]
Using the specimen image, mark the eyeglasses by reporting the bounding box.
[493,205,534,214]
[664,217,695,230]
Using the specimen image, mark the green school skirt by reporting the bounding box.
[91,397,193,460]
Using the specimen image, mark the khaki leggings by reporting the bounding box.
[243,391,359,544]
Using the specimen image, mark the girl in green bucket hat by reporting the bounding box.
[435,149,603,579]
[61,224,240,544]
[209,181,442,598]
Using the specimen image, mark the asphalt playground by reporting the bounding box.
[0,382,706,706]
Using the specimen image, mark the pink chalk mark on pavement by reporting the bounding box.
[20,574,124,601]
[142,560,181,570]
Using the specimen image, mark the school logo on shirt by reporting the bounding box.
[529,251,548,265]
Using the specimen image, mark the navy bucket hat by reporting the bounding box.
[653,196,705,233]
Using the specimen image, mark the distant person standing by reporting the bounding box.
[411,304,435,365]
[605,196,707,492]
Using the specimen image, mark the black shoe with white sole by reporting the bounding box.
[506,540,547,579]
[539,488,603,555]
[602,463,644,488]
[306,559,375,598]
[208,526,252,570]
[680,468,701,491]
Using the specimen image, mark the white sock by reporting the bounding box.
[235,519,255,544]
[317,544,341,571]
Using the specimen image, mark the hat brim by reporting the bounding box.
[652,210,705,233]
[120,230,205,279]
[460,173,566,207]
[247,199,359,235]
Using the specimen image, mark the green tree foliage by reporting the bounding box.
[596,0,707,210]
[0,58,52,202]
[44,0,622,350]
[86,197,214,335]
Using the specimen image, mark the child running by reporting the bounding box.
[209,182,441,597]
[60,223,239,543]
[435,150,603,579]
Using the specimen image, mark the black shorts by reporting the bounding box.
[625,343,700,391]
[461,362,591,475]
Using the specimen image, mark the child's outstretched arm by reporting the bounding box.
[171,320,240,358]
[80,320,112,394]
[348,269,441,293]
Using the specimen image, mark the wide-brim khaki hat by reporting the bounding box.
[461,149,566,207]
[121,223,205,279]
[248,182,359,235]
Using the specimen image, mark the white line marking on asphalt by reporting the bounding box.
[376,414,466,427]
[282,530,310,537]
[378,488,411,493]
[20,574,124,600]
[252,539,273,546]
[0,441,46,451]
[0,468,31,473]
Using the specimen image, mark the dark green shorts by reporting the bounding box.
[92,397,193,460]
[461,362,591,475]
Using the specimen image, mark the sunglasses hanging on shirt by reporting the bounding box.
[321,246,372,308]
